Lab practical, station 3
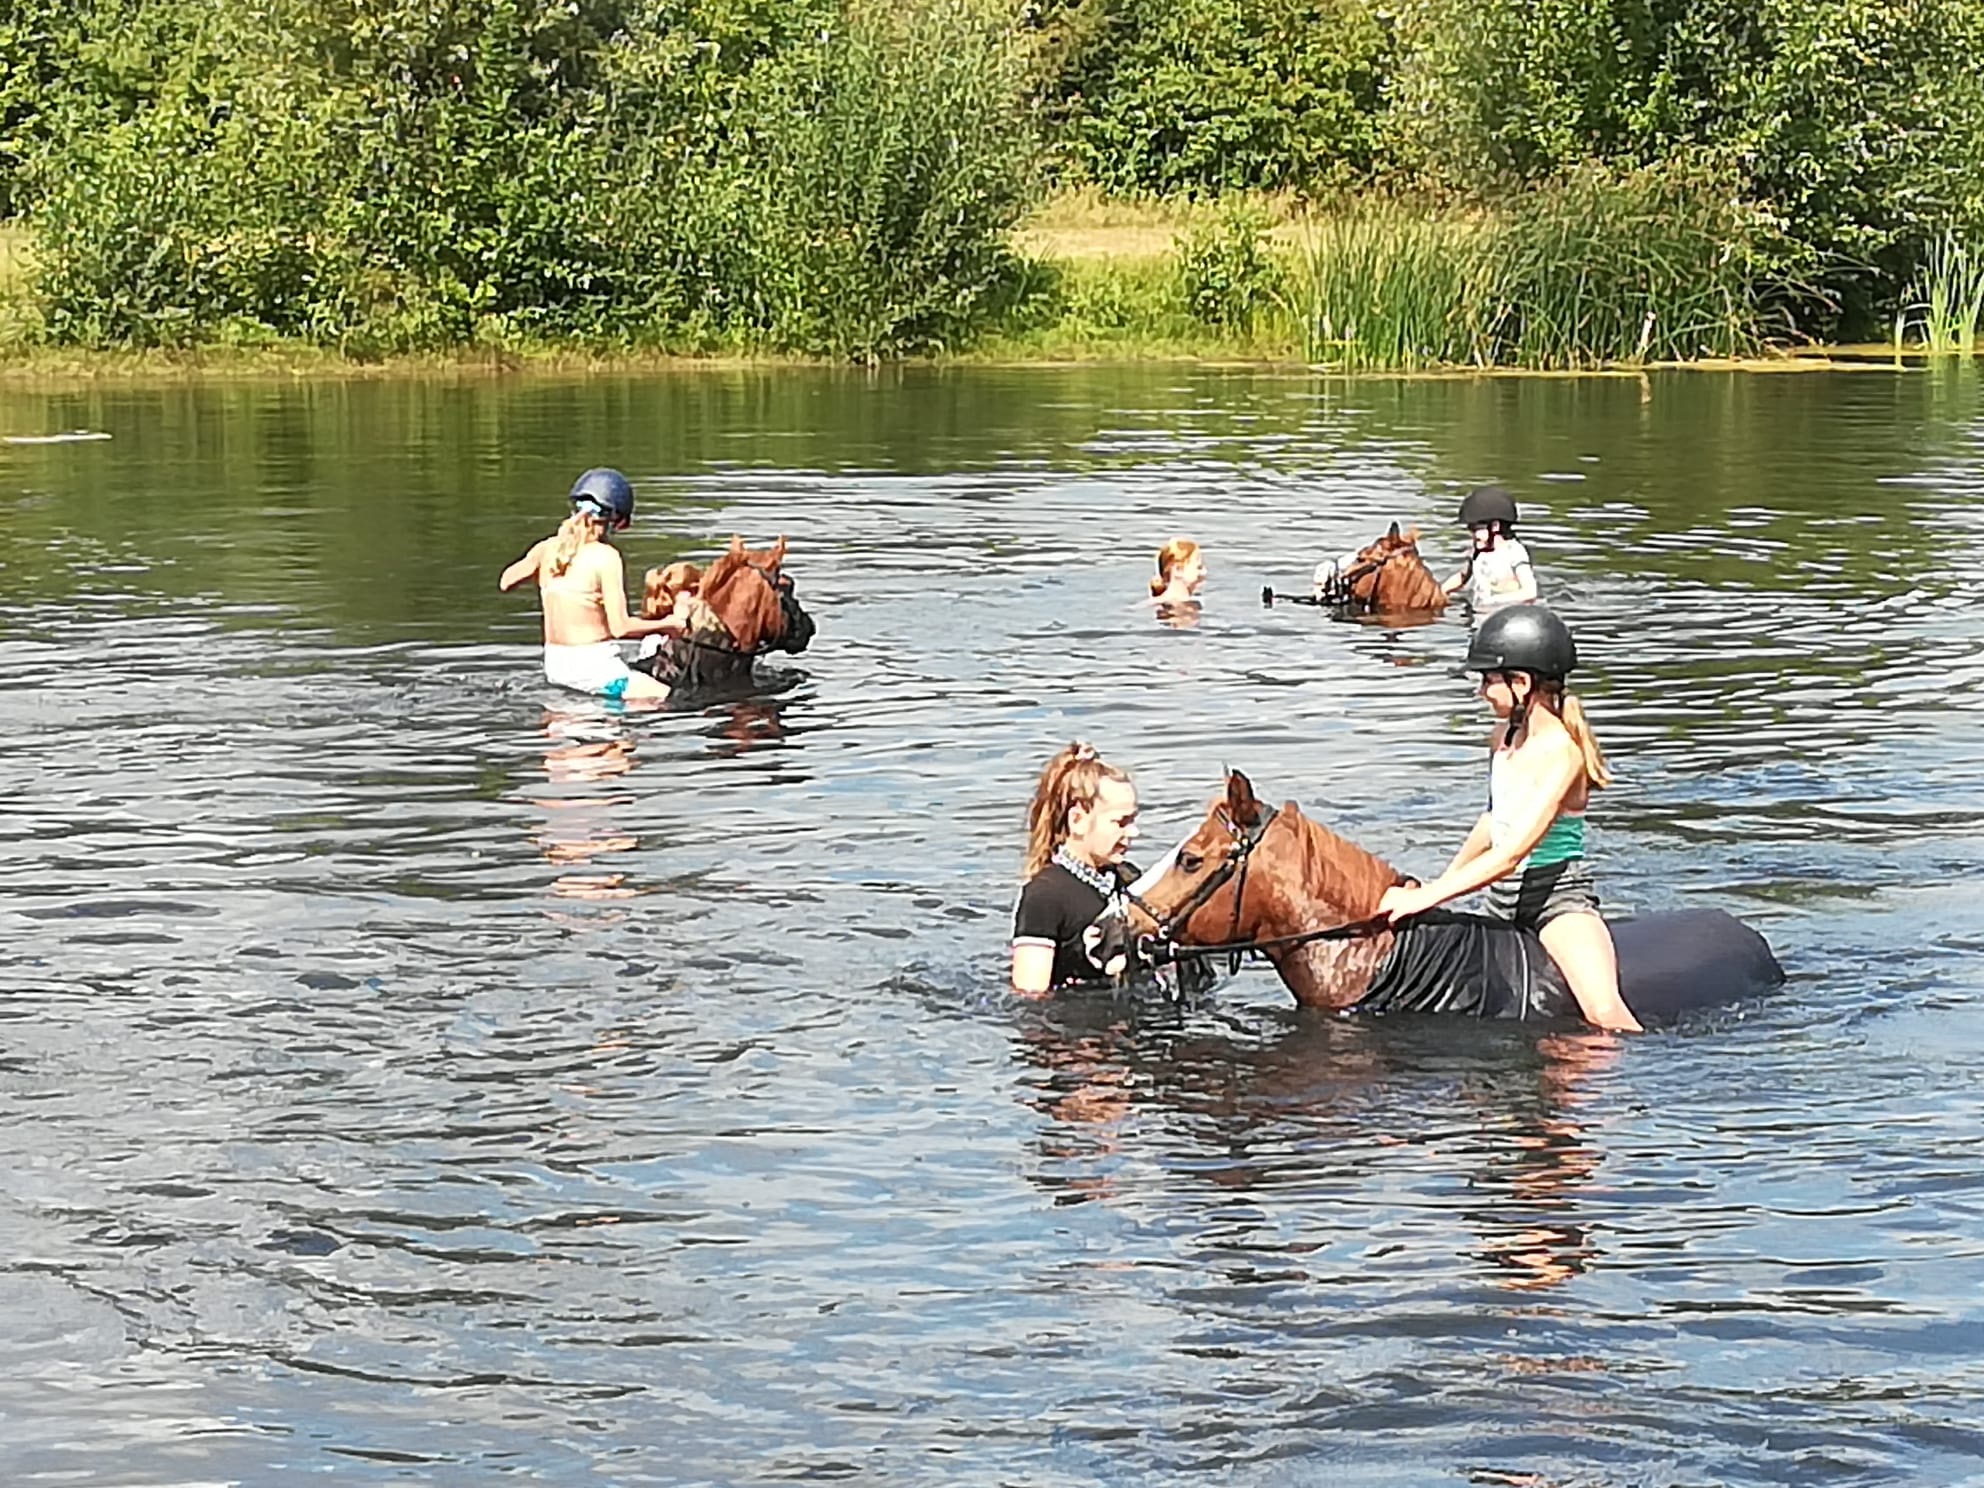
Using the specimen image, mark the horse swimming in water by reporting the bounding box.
[634,535,816,694]
[1128,770,1783,1027]
[1264,523,1450,622]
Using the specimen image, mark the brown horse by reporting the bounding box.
[1129,770,1782,1025]
[1131,770,1406,1012]
[636,535,814,692]
[1310,523,1449,618]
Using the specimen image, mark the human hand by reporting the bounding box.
[1376,883,1439,923]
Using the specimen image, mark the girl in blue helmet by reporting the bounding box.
[498,468,680,702]
[1375,605,1639,1032]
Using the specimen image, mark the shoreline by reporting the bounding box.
[0,340,1950,390]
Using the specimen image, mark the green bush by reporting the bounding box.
[1050,0,1394,194]
[715,0,1041,356]
[19,0,1038,356]
[1390,0,1984,335]
[1174,208,1282,329]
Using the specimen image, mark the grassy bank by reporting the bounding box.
[1,192,1974,382]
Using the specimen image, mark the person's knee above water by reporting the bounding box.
[1375,605,1640,1032]
[1011,742,1144,995]
[496,468,678,703]
[1441,485,1540,611]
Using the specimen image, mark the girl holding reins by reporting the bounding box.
[1376,605,1640,1032]
[498,468,678,703]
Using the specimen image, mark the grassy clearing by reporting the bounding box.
[1012,187,1305,261]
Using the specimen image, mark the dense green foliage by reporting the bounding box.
[1390,0,1984,333]
[5,0,1984,355]
[1044,0,1394,193]
[17,0,1036,356]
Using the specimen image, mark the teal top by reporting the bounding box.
[1489,751,1586,872]
[1528,813,1586,869]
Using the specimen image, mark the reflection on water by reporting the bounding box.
[2,364,1983,1486]
[532,708,642,899]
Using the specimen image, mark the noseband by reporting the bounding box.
[1132,805,1280,953]
[1315,545,1407,610]
[1132,805,1396,969]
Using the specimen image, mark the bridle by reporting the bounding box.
[1315,544,1409,610]
[675,559,791,660]
[1129,805,1391,968]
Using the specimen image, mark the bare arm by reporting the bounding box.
[1504,560,1539,603]
[1380,744,1582,919]
[593,547,679,640]
[498,540,547,592]
[1440,811,1495,878]
[1011,942,1054,996]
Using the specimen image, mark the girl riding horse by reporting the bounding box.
[1374,605,1636,1030]
[498,468,677,703]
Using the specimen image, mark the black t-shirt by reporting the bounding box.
[1012,859,1139,987]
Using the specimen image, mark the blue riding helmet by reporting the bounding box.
[569,467,634,532]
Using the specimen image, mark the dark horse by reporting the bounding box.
[1293,523,1450,621]
[634,535,815,694]
[1128,771,1783,1027]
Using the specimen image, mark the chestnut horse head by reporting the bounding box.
[1312,522,1449,618]
[1130,769,1409,1009]
[697,535,800,654]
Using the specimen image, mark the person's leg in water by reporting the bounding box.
[1540,909,1639,1032]
[619,671,671,704]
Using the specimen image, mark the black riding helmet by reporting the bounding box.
[1465,603,1577,679]
[1457,484,1519,529]
[569,467,634,532]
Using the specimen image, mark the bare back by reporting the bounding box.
[533,541,625,646]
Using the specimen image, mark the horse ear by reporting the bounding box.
[1403,525,1419,544]
[769,534,788,565]
[1387,520,1401,539]
[727,534,745,557]
[1224,768,1262,826]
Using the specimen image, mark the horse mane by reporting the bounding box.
[698,535,787,652]
[1280,801,1400,920]
[1355,527,1447,614]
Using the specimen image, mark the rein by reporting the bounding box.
[677,562,791,660]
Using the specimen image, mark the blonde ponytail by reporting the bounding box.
[1023,741,1131,879]
[546,511,602,579]
[1556,689,1612,790]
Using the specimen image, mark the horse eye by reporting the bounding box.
[1177,853,1203,874]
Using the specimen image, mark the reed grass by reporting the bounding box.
[1272,167,1769,370]
[1275,206,1491,368]
[1893,231,1984,353]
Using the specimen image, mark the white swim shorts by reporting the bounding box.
[543,642,633,700]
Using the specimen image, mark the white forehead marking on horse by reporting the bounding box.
[1127,846,1179,898]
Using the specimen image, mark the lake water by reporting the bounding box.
[2,365,1982,1486]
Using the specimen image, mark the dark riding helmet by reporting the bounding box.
[1465,603,1577,679]
[569,467,634,532]
[1457,484,1519,529]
